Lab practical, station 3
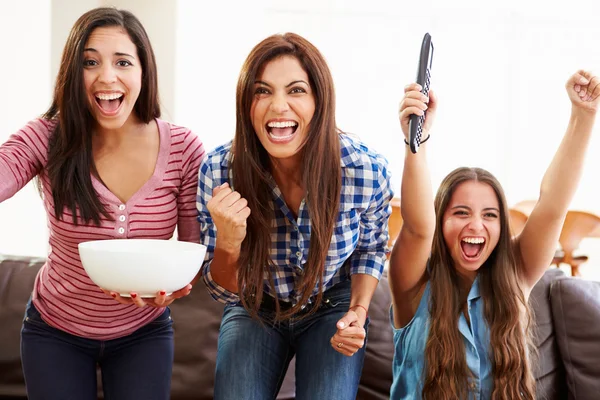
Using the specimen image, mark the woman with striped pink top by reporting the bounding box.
[0,8,205,400]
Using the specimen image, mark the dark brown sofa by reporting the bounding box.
[1,254,599,399]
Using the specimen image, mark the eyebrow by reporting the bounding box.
[83,48,135,58]
[451,205,500,213]
[254,80,309,88]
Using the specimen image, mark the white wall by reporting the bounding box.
[0,1,51,257]
[175,0,600,210]
[174,0,600,279]
[2,1,600,281]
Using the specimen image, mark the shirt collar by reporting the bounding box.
[467,275,481,301]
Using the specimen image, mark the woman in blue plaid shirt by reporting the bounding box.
[196,33,393,399]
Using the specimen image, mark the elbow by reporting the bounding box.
[394,224,435,250]
[407,227,435,243]
[402,215,436,241]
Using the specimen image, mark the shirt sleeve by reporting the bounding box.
[348,155,394,280]
[0,119,51,203]
[176,130,205,244]
[196,155,240,303]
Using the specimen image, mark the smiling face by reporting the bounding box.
[83,26,142,132]
[250,55,316,165]
[442,180,501,280]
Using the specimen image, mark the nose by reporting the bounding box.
[98,64,117,84]
[269,92,289,114]
[466,216,484,232]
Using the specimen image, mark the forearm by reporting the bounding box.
[350,274,379,311]
[209,245,241,293]
[539,108,595,216]
[400,145,435,237]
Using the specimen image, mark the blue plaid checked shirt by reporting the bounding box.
[196,133,394,305]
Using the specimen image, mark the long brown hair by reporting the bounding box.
[423,167,535,399]
[232,33,341,320]
[43,7,160,225]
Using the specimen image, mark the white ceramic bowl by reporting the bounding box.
[78,239,206,298]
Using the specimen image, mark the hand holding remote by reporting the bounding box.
[399,84,437,147]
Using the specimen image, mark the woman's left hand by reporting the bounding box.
[102,284,193,308]
[330,307,368,357]
[567,70,600,113]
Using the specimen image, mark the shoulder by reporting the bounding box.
[339,133,390,174]
[202,140,233,169]
[339,133,392,198]
[159,119,201,146]
[198,140,233,183]
[21,117,58,141]
[158,119,206,164]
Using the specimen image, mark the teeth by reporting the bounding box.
[267,121,297,128]
[96,93,123,101]
[462,237,485,244]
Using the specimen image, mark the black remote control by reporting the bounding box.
[408,33,434,154]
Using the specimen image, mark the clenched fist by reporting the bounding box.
[207,183,251,253]
[567,70,600,113]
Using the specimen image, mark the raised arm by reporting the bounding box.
[517,70,599,292]
[388,84,437,327]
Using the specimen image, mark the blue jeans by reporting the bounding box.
[214,281,368,400]
[20,300,174,400]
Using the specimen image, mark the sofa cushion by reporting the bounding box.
[528,268,568,399]
[551,277,600,400]
[0,255,44,398]
[169,286,224,399]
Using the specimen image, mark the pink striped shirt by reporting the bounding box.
[0,118,205,340]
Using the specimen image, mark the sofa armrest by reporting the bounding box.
[551,277,600,400]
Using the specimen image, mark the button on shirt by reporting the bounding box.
[197,133,393,305]
[390,276,492,399]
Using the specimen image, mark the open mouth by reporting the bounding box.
[460,237,486,260]
[266,120,298,143]
[94,92,124,116]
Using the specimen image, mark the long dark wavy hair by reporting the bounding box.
[42,7,160,225]
[423,167,536,399]
[232,33,341,320]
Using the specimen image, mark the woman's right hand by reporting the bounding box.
[207,182,251,253]
[398,83,437,142]
[566,70,599,113]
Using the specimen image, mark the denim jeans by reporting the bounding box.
[214,280,368,400]
[20,300,174,400]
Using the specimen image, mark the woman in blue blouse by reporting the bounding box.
[389,71,598,399]
[196,33,393,399]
